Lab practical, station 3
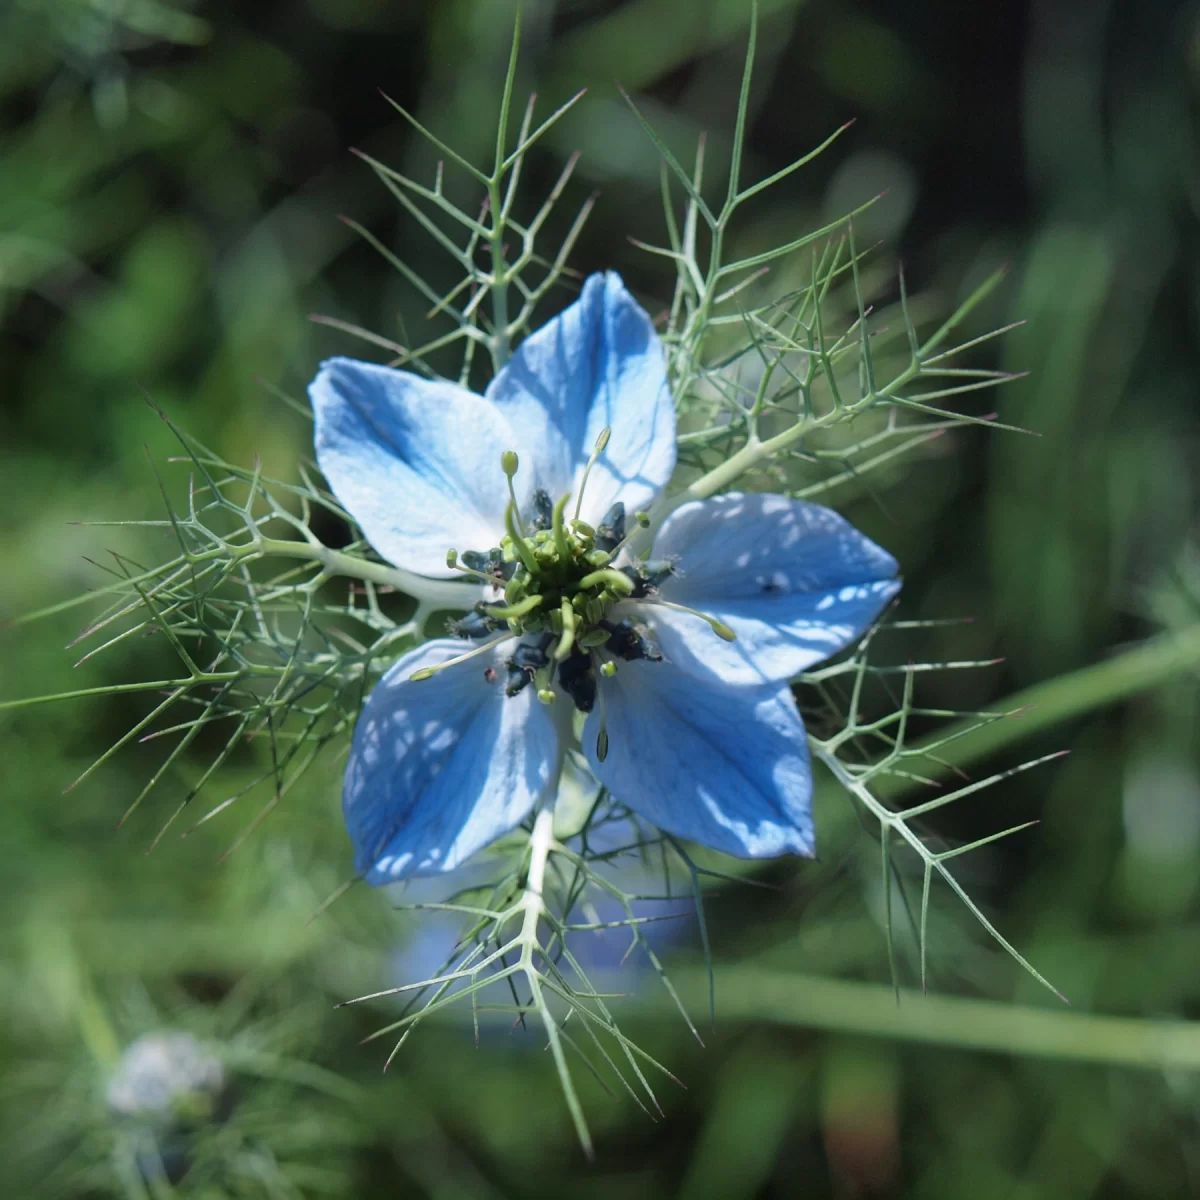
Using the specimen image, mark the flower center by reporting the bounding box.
[441,434,676,709]
[410,430,736,758]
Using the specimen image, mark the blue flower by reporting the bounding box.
[309,272,900,885]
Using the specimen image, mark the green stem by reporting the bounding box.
[635,967,1200,1074]
[681,355,922,504]
[0,670,269,711]
[252,538,477,609]
[517,804,593,1156]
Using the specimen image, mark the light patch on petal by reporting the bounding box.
[583,659,814,859]
[344,639,562,884]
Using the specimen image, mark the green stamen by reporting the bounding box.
[501,450,528,539]
[551,493,572,563]
[578,567,634,595]
[648,598,737,642]
[573,426,611,521]
[409,633,515,682]
[504,502,541,576]
[535,664,556,704]
[504,574,527,604]
[593,653,611,761]
[446,548,496,583]
[483,594,544,620]
[608,510,652,558]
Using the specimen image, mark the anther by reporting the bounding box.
[592,655,611,761]
[594,502,626,553]
[602,619,661,662]
[531,489,554,531]
[607,509,653,559]
[599,660,617,678]
[446,547,497,584]
[460,550,492,572]
[449,609,496,639]
[557,649,596,711]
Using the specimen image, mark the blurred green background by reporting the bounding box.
[3,0,1200,1195]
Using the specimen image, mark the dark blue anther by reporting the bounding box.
[504,635,553,696]
[619,557,677,598]
[620,566,649,598]
[640,559,677,588]
[594,502,626,552]
[531,489,554,531]
[504,666,532,697]
[556,649,596,712]
[462,547,515,581]
[601,619,661,662]
[450,608,497,639]
[510,639,550,672]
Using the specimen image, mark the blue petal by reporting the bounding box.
[642,493,900,685]
[310,357,524,577]
[344,639,563,884]
[582,660,814,859]
[487,272,676,520]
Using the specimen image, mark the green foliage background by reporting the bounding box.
[2,0,1199,1195]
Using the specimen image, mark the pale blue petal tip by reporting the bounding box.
[309,357,518,577]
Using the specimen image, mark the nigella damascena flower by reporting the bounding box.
[309,272,900,884]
